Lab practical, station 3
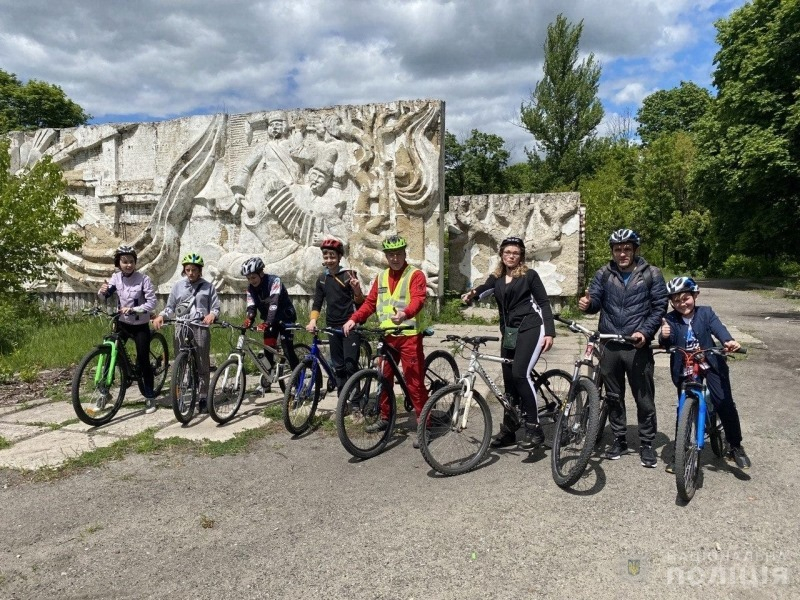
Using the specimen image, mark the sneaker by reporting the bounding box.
[364,419,389,433]
[145,397,157,414]
[198,398,208,414]
[604,437,629,460]
[665,462,675,474]
[640,444,657,468]
[726,446,751,469]
[521,423,545,449]
[490,430,517,448]
[411,433,420,449]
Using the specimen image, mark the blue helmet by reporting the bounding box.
[666,276,699,296]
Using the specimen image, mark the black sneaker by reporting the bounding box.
[198,398,208,414]
[605,438,629,460]
[726,446,751,469]
[490,430,517,448]
[640,444,657,468]
[521,423,545,449]
[364,419,389,433]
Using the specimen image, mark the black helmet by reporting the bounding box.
[499,236,526,259]
[114,245,137,268]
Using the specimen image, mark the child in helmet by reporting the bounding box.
[658,276,751,470]
[307,238,365,393]
[98,245,158,413]
[240,257,300,380]
[153,253,220,412]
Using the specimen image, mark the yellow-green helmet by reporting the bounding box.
[382,235,407,251]
[181,252,204,267]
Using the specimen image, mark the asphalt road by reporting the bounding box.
[1,283,798,599]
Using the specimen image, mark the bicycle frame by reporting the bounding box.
[217,322,299,388]
[672,347,720,449]
[92,313,135,388]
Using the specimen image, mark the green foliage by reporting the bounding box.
[0,436,10,450]
[719,254,800,279]
[444,129,510,199]
[636,82,713,145]
[520,14,603,190]
[0,69,90,133]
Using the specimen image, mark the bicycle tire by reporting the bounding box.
[336,368,396,459]
[424,349,460,398]
[593,381,610,449]
[534,369,571,422]
[72,346,126,426]
[358,338,373,370]
[675,394,700,502]
[708,409,725,458]
[418,383,492,476]
[275,343,312,393]
[282,358,322,435]
[149,331,169,395]
[208,357,246,424]
[171,351,198,424]
[551,377,602,488]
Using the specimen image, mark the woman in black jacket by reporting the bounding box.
[462,237,556,448]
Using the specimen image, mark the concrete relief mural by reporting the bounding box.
[7,99,445,296]
[447,193,582,297]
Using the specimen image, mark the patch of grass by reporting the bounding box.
[316,414,336,434]
[199,514,215,529]
[0,436,11,450]
[25,421,64,431]
[200,426,274,457]
[81,524,104,538]
[261,403,283,420]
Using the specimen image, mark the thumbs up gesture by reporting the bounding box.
[578,288,591,312]
[661,317,671,339]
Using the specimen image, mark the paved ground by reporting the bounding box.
[0,283,798,599]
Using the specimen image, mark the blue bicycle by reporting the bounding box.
[670,345,745,502]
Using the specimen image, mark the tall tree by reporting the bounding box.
[0,69,90,133]
[520,14,604,190]
[444,129,510,198]
[636,81,713,145]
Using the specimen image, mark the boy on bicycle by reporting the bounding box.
[240,257,300,386]
[658,277,751,471]
[306,238,365,393]
[152,253,220,413]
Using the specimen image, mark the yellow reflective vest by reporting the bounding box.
[376,265,420,335]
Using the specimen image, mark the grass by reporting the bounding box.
[0,436,10,450]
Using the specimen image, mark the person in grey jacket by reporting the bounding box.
[578,229,668,468]
[153,252,220,412]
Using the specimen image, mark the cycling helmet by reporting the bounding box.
[240,256,265,276]
[608,228,641,247]
[320,238,344,255]
[382,235,407,251]
[499,236,526,259]
[181,253,204,268]
[666,276,699,296]
[113,245,137,267]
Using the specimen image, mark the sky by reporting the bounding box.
[1,0,748,163]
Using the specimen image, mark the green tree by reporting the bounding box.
[520,14,604,190]
[0,139,83,295]
[0,69,90,133]
[444,129,510,198]
[636,82,713,145]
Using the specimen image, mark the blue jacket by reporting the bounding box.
[658,305,734,386]
[584,257,667,341]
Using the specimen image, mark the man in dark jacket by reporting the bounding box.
[578,229,668,468]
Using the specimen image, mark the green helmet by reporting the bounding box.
[382,235,407,251]
[181,252,204,267]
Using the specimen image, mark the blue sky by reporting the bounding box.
[1,0,747,162]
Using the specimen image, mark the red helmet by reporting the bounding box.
[320,238,344,255]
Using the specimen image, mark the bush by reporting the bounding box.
[718,254,800,280]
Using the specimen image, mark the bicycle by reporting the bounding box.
[335,326,460,459]
[417,334,571,476]
[72,306,169,426]
[664,345,745,502]
[207,322,310,424]
[550,315,637,488]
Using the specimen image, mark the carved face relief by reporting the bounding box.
[308,168,332,196]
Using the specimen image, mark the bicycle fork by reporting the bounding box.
[95,340,119,387]
[678,386,708,449]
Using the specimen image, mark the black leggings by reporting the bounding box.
[119,321,154,397]
[500,323,546,431]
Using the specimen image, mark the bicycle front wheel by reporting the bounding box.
[149,331,169,395]
[336,369,396,459]
[358,339,373,370]
[208,358,246,424]
[551,377,601,488]
[418,383,492,476]
[675,394,700,502]
[171,351,198,424]
[423,350,460,399]
[282,358,322,435]
[72,346,126,426]
[708,409,725,458]
[534,369,571,422]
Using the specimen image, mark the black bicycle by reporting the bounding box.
[335,326,459,459]
[72,306,169,426]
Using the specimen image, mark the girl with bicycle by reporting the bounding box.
[659,277,751,471]
[98,245,158,413]
[306,238,365,392]
[461,236,555,449]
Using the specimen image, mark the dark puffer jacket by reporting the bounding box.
[584,257,668,341]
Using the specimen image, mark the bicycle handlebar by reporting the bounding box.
[444,333,500,346]
[353,324,416,336]
[554,314,637,345]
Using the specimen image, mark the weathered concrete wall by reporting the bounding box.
[446,193,582,297]
[7,99,445,296]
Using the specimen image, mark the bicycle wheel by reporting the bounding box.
[424,349,460,398]
[551,377,601,488]
[418,383,492,476]
[275,343,312,393]
[336,368,396,459]
[208,358,246,424]
[708,408,725,458]
[358,339,373,369]
[282,358,322,435]
[72,346,126,426]
[593,381,610,448]
[534,369,571,422]
[171,351,198,424]
[675,394,700,502]
[149,332,169,395]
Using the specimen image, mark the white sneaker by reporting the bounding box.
[145,397,157,414]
